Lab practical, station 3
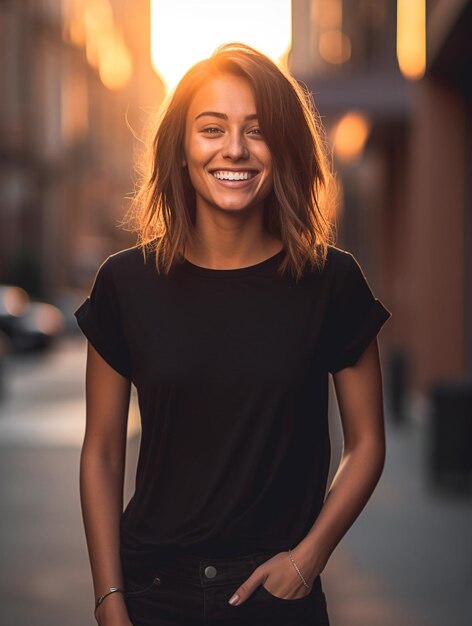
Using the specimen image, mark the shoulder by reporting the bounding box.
[98,245,147,279]
[106,244,144,267]
[323,245,373,302]
[300,245,354,285]
[87,246,148,300]
[325,244,356,278]
[326,244,351,260]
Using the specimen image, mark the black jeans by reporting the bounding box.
[122,549,330,626]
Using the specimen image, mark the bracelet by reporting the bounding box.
[94,587,125,617]
[288,548,311,589]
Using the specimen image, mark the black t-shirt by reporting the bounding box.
[74,244,391,575]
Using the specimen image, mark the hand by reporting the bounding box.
[228,550,318,606]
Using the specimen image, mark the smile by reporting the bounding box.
[211,170,259,181]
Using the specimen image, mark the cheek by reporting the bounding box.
[186,166,204,191]
[185,136,212,163]
[256,145,272,170]
[261,156,273,181]
[261,165,274,193]
[185,159,210,192]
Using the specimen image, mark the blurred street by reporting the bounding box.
[1,1,471,625]
[0,337,470,626]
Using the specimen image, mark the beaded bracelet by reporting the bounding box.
[288,548,311,589]
[94,586,125,617]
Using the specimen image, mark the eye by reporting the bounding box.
[202,127,222,135]
[248,127,263,137]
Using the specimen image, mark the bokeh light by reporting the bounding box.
[319,29,352,65]
[63,0,133,90]
[397,0,426,81]
[332,111,371,162]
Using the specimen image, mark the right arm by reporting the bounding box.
[80,341,133,625]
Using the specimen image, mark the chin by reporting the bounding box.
[213,196,258,211]
[217,202,255,212]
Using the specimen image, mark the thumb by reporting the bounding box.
[228,572,264,606]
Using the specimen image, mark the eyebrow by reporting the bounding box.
[194,111,258,121]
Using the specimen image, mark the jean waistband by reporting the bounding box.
[123,549,323,595]
[126,549,281,588]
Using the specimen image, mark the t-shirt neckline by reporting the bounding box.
[182,247,285,279]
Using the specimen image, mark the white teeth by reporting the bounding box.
[212,171,255,181]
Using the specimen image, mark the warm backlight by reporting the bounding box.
[332,111,371,163]
[63,0,133,90]
[397,0,426,80]
[150,0,292,93]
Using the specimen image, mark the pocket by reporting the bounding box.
[314,590,331,625]
[124,575,161,597]
[256,581,314,603]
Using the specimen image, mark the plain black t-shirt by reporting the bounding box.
[74,243,391,575]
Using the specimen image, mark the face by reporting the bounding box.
[183,73,273,216]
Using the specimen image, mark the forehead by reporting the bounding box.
[186,73,257,121]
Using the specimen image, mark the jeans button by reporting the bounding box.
[204,565,217,579]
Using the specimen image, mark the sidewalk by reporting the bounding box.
[0,337,140,626]
[324,386,472,626]
[0,336,470,625]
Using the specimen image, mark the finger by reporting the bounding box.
[228,573,264,606]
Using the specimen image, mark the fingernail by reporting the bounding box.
[228,593,240,605]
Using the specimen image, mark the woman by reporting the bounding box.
[75,42,391,626]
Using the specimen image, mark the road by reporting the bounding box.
[0,336,470,625]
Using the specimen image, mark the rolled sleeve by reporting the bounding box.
[74,257,132,380]
[327,252,391,374]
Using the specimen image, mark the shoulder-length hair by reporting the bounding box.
[121,42,337,281]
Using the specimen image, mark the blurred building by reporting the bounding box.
[0,0,164,298]
[290,0,472,393]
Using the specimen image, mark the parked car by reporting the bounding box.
[0,285,65,353]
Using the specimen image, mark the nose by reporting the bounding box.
[222,130,249,160]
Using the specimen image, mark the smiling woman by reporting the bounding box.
[75,42,391,626]
[123,42,334,276]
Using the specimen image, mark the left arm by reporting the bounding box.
[294,335,386,579]
[228,336,387,605]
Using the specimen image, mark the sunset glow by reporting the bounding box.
[150,0,292,93]
[332,111,371,162]
[397,0,426,80]
[63,0,133,90]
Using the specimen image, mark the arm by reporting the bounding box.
[294,335,386,577]
[225,337,387,606]
[80,342,133,625]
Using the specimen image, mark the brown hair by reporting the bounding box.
[121,42,337,280]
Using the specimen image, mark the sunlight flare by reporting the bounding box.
[150,0,292,93]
